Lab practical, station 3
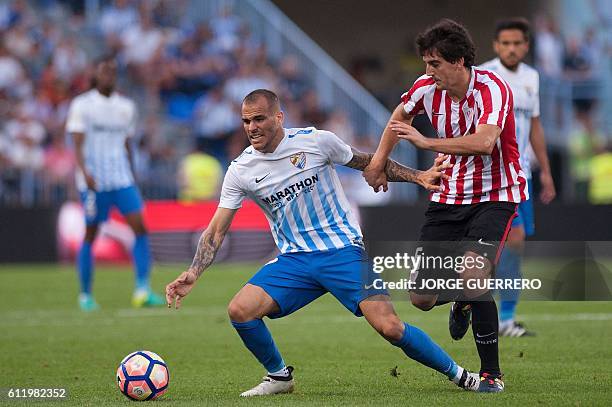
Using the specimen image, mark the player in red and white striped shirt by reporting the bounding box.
[364,19,526,393]
[397,69,528,204]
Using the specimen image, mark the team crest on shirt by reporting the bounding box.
[289,152,306,169]
[463,106,475,123]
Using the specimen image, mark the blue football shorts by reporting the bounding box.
[248,245,387,319]
[80,185,144,225]
[511,180,535,236]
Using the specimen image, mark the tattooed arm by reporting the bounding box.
[166,207,237,308]
[344,148,450,191]
[345,148,420,182]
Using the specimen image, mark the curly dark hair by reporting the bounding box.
[495,17,530,41]
[415,19,476,67]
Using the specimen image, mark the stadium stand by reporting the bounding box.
[0,0,609,206]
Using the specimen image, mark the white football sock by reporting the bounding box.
[452,366,465,384]
[268,366,290,377]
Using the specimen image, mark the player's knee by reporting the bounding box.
[84,225,99,242]
[227,300,255,323]
[507,226,525,243]
[132,222,147,235]
[126,213,147,235]
[505,237,523,252]
[410,295,436,311]
[462,286,489,299]
[378,318,404,342]
[462,264,492,282]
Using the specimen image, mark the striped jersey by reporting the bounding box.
[66,89,137,192]
[402,66,528,204]
[480,58,540,179]
[219,127,363,253]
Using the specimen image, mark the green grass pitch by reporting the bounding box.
[1,262,611,406]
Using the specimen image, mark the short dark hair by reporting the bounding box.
[90,54,117,88]
[494,18,530,41]
[415,19,476,67]
[93,53,117,67]
[243,89,280,112]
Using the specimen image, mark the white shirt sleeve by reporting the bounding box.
[65,98,86,133]
[317,130,353,165]
[219,164,246,209]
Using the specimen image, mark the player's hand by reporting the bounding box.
[417,154,451,191]
[363,163,388,193]
[390,120,430,150]
[165,271,198,309]
[85,173,97,191]
[539,171,556,204]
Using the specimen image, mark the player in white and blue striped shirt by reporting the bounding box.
[480,19,556,337]
[166,89,482,396]
[66,56,164,311]
[221,126,363,254]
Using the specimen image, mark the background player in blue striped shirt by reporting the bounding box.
[166,89,484,396]
[66,56,164,311]
[480,19,556,337]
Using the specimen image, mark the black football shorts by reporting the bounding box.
[410,201,517,297]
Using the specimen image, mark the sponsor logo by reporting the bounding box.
[264,258,279,266]
[255,173,270,183]
[514,107,533,118]
[478,238,494,247]
[262,174,319,205]
[288,129,313,138]
[233,148,253,163]
[91,123,127,133]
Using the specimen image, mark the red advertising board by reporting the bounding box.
[57,200,274,263]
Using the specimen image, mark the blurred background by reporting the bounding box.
[0,0,610,263]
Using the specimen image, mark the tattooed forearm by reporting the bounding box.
[345,148,421,183]
[384,159,420,183]
[189,231,223,278]
[344,150,373,171]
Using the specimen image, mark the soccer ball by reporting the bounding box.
[116,350,169,401]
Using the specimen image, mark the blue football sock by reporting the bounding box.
[77,242,93,294]
[132,234,151,291]
[497,248,522,322]
[500,300,517,322]
[393,322,457,378]
[231,319,286,373]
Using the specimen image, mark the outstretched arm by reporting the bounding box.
[391,121,502,156]
[345,148,450,191]
[166,207,237,308]
[363,104,414,192]
[529,116,556,204]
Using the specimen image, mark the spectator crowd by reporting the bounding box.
[0,0,357,205]
[0,1,610,205]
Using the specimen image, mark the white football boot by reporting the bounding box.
[240,366,294,397]
[453,368,481,391]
